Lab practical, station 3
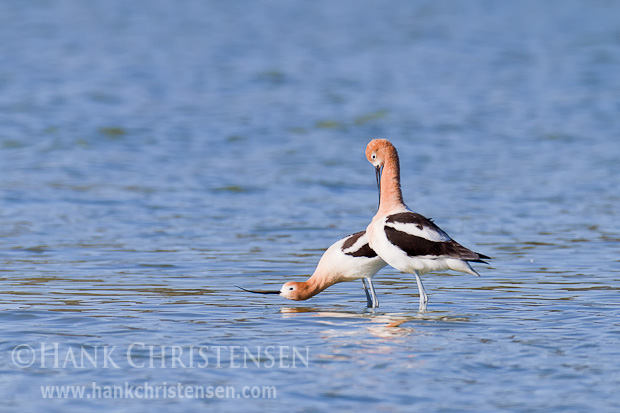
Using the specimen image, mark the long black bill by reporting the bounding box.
[375,165,383,209]
[237,286,280,295]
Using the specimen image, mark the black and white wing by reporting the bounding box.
[384,212,489,262]
[340,231,379,258]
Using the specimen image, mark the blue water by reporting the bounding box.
[1,1,620,411]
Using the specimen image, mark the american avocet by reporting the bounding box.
[238,231,386,308]
[365,139,490,311]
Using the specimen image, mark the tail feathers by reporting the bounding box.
[449,252,491,276]
[452,242,491,265]
[470,252,491,265]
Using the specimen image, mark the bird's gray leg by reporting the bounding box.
[366,277,380,309]
[414,271,428,311]
[361,279,373,308]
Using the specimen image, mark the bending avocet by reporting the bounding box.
[239,231,386,308]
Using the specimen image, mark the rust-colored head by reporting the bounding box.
[365,139,396,167]
[237,281,315,301]
[280,281,316,301]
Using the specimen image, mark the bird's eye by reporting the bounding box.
[371,153,376,160]
[289,287,294,290]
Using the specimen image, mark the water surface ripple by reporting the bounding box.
[1,1,619,411]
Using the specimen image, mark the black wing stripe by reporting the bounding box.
[341,231,365,250]
[386,212,450,240]
[341,231,378,258]
[346,243,378,258]
[386,212,432,226]
[384,226,484,261]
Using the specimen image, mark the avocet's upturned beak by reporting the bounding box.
[375,165,383,207]
[237,286,281,295]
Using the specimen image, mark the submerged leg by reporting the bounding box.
[361,279,373,308]
[366,277,380,309]
[414,271,428,311]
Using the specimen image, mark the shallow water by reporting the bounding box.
[1,1,620,411]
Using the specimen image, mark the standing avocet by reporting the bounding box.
[365,139,489,310]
